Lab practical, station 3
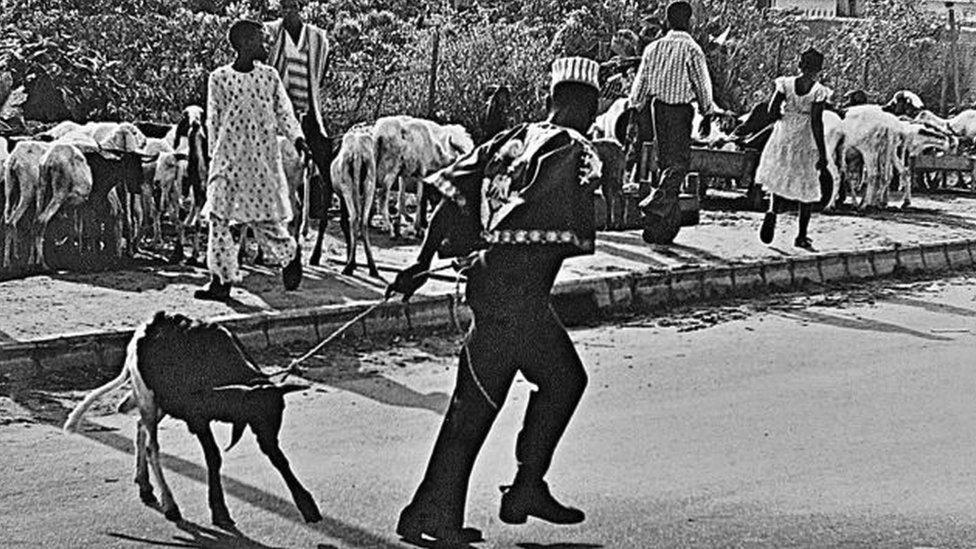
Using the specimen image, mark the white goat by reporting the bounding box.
[373,115,474,238]
[33,143,93,269]
[3,141,51,269]
[331,126,379,277]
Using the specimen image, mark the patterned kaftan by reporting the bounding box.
[755,76,833,203]
[203,63,303,224]
[202,63,304,284]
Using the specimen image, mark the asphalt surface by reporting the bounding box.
[4,276,976,548]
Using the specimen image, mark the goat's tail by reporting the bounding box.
[63,367,131,432]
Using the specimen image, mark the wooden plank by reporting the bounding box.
[688,148,758,179]
[913,154,974,171]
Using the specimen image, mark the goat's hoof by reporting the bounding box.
[139,489,158,506]
[212,513,236,530]
[301,506,323,524]
[368,269,381,279]
[341,265,356,276]
[163,506,183,522]
[308,252,321,266]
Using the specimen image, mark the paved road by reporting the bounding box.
[4,276,976,548]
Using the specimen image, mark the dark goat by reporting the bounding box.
[590,139,626,230]
[79,151,146,267]
[171,111,209,265]
[732,102,778,151]
[480,85,511,144]
[64,311,322,527]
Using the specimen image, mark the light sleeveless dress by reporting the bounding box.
[755,76,832,203]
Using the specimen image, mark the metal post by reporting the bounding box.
[427,27,441,119]
[948,2,960,111]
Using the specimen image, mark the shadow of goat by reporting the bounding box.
[64,311,322,528]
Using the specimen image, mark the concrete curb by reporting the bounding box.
[3,238,976,379]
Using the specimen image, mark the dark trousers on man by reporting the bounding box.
[639,100,693,244]
[401,301,588,530]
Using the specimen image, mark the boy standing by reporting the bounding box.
[195,20,309,301]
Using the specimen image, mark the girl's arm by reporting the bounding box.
[768,91,786,121]
[811,101,827,169]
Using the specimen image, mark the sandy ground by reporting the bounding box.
[1,193,976,344]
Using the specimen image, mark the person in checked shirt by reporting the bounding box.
[628,0,718,244]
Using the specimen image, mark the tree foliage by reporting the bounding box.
[0,0,965,131]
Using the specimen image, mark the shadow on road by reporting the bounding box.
[775,309,953,342]
[0,382,404,549]
[517,544,603,549]
[268,343,452,416]
[109,519,284,548]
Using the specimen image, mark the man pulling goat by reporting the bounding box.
[388,57,603,546]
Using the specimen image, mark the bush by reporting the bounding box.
[821,1,947,107]
[0,0,966,132]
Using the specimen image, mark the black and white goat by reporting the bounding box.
[64,311,322,527]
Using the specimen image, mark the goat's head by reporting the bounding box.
[699,110,738,139]
[883,90,924,118]
[84,150,148,199]
[732,102,775,138]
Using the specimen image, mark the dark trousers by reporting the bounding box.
[405,304,588,528]
[639,101,693,242]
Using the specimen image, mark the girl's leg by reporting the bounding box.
[760,193,777,244]
[798,202,812,239]
[795,202,814,249]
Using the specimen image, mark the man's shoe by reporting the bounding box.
[794,236,815,250]
[759,212,776,244]
[396,505,483,545]
[282,248,303,291]
[498,482,585,525]
[194,277,231,302]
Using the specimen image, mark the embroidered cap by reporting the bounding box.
[550,57,600,93]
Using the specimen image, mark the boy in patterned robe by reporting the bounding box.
[387,57,604,546]
[195,20,309,302]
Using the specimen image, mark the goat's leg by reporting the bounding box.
[192,423,235,529]
[335,190,357,275]
[256,433,321,523]
[189,211,204,267]
[134,419,156,505]
[414,178,426,236]
[309,217,327,266]
[3,225,16,269]
[361,222,380,279]
[362,172,379,279]
[395,176,407,240]
[145,416,181,521]
[386,174,403,239]
[131,191,146,252]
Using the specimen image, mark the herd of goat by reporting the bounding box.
[0,106,477,278]
[3,88,974,279]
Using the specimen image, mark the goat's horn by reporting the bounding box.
[226,422,246,452]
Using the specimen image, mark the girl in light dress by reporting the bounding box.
[756,48,831,250]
